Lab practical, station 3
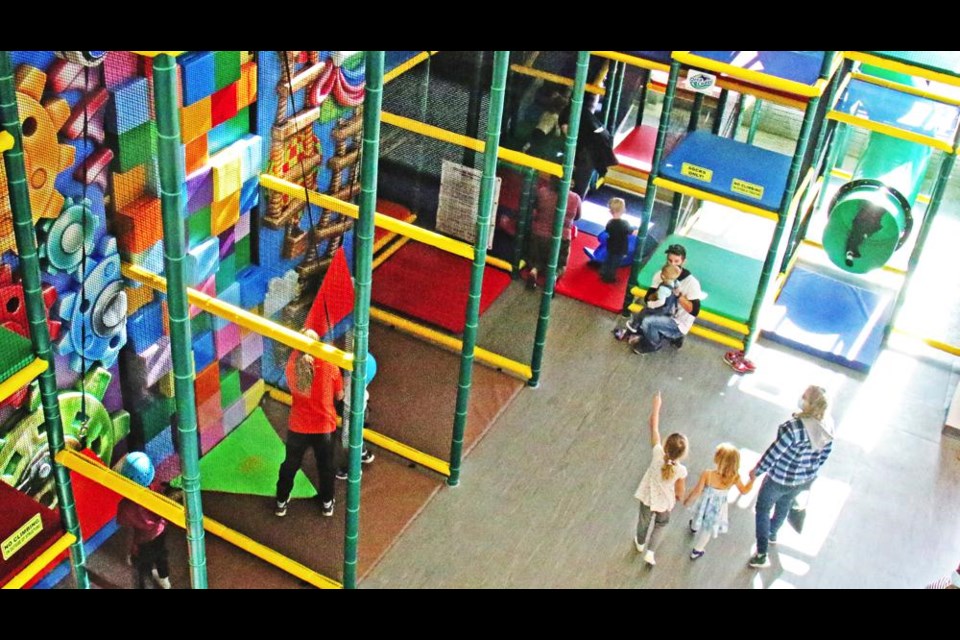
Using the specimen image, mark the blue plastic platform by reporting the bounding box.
[660,131,792,212]
[386,51,426,75]
[762,267,893,372]
[833,78,960,144]
[688,51,825,86]
[620,51,673,65]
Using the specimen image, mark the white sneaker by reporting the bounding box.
[634,537,645,553]
[151,568,171,589]
[643,550,656,566]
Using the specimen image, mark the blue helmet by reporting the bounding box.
[121,452,155,487]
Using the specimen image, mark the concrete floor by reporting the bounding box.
[361,292,960,589]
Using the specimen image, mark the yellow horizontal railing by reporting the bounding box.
[689,324,745,351]
[380,111,563,177]
[55,450,342,589]
[828,168,932,205]
[1,532,76,590]
[370,306,533,381]
[827,111,954,153]
[260,174,512,272]
[653,177,780,221]
[384,51,440,84]
[0,358,48,405]
[601,173,648,195]
[850,71,960,108]
[674,51,828,98]
[590,51,670,73]
[892,327,960,357]
[372,213,417,254]
[509,64,606,95]
[121,263,353,371]
[264,384,452,477]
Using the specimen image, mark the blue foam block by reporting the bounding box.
[193,330,216,371]
[240,134,263,182]
[185,236,220,287]
[240,176,259,213]
[660,131,791,212]
[107,77,150,135]
[237,266,267,309]
[260,337,286,386]
[127,300,164,354]
[180,51,216,106]
[146,425,176,463]
[761,267,893,372]
[212,283,241,330]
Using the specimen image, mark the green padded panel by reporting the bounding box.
[0,327,35,384]
[635,234,763,324]
[869,51,960,77]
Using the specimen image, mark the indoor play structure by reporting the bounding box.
[0,50,588,590]
[3,50,959,591]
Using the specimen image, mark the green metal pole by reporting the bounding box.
[152,53,207,589]
[623,61,681,315]
[511,166,536,276]
[603,61,618,131]
[529,51,588,387]
[779,70,844,273]
[634,71,650,129]
[712,88,729,135]
[0,50,90,590]
[885,144,958,345]
[666,90,705,235]
[743,95,821,353]
[731,93,746,140]
[448,51,509,487]
[608,61,626,135]
[746,99,763,145]
[343,50,383,589]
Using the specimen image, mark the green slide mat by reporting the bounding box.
[171,407,317,499]
[0,326,35,384]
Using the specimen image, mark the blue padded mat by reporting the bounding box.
[834,78,960,143]
[660,131,792,212]
[688,51,825,86]
[386,51,424,74]
[761,267,893,372]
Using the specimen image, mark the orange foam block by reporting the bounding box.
[184,135,208,176]
[125,283,154,316]
[116,195,162,254]
[237,61,257,110]
[179,95,211,145]
[194,361,221,406]
[112,163,149,210]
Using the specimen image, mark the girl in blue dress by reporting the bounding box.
[683,443,754,560]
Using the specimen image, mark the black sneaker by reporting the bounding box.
[335,468,349,480]
[748,553,770,568]
[670,336,684,349]
[361,448,375,465]
[275,498,289,517]
[321,499,335,517]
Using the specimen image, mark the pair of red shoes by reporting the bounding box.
[723,350,756,374]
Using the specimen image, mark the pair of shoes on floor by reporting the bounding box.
[723,350,757,374]
[321,499,335,517]
[690,549,705,560]
[337,448,377,479]
[275,498,289,517]
[748,552,770,568]
[151,568,171,590]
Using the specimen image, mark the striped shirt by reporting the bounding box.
[755,418,833,486]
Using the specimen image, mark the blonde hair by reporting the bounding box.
[661,264,681,282]
[713,443,741,483]
[797,385,829,421]
[661,433,688,481]
[608,197,626,214]
[293,352,314,394]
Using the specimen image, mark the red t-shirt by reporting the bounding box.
[531,183,582,240]
[286,352,344,434]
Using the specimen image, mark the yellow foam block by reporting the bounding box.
[125,283,154,315]
[112,164,148,210]
[243,378,265,415]
[210,190,241,236]
[209,146,242,201]
[237,61,258,110]
[158,370,175,398]
[179,96,212,145]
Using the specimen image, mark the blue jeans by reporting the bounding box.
[600,252,625,281]
[638,313,684,350]
[754,476,813,554]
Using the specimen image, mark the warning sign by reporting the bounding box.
[2,514,43,561]
[730,178,765,200]
[680,163,713,183]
